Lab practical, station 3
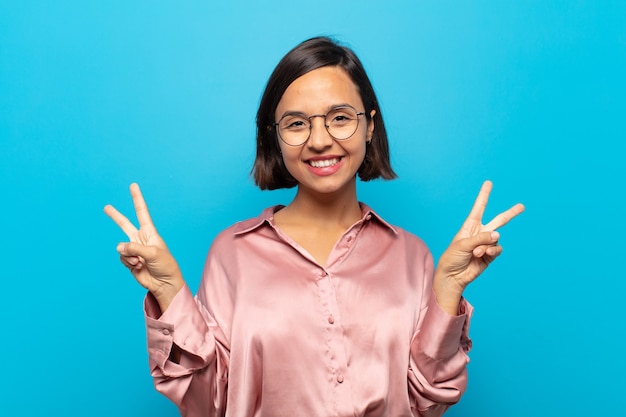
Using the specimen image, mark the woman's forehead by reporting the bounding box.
[276,67,362,115]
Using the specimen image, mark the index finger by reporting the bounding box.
[484,203,525,231]
[129,183,155,228]
[466,180,493,223]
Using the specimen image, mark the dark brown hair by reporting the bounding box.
[253,36,397,190]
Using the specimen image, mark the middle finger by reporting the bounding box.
[104,204,138,237]
[484,203,525,231]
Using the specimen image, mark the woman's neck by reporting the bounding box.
[277,184,362,229]
[272,184,363,266]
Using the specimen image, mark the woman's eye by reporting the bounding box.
[330,113,353,125]
[286,120,306,129]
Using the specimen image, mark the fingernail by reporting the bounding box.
[116,243,125,253]
[491,231,500,240]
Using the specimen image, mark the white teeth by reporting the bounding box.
[309,158,340,168]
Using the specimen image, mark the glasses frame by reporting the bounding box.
[273,105,366,147]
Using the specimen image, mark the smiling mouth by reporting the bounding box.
[308,157,341,168]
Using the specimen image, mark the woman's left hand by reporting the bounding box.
[434,180,525,314]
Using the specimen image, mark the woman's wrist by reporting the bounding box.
[152,276,185,313]
[433,272,464,316]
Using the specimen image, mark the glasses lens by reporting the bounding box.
[326,107,359,140]
[278,114,310,146]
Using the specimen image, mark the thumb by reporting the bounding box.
[117,242,158,262]
[454,231,500,253]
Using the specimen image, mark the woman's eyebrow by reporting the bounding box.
[278,103,357,119]
[277,110,307,120]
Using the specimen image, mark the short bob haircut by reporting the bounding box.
[253,36,397,190]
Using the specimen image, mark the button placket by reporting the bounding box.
[322,269,351,393]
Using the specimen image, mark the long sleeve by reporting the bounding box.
[407,252,473,417]
[144,284,229,417]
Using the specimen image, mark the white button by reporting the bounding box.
[162,329,171,336]
[328,315,335,324]
[337,374,344,383]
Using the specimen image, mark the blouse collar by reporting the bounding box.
[233,204,398,236]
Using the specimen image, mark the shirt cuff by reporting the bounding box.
[417,290,474,360]
[144,285,213,370]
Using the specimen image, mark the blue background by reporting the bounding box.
[1,1,624,416]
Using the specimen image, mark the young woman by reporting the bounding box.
[105,37,524,417]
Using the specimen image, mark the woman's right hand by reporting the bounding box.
[104,183,184,312]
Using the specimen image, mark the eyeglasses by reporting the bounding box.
[274,106,365,146]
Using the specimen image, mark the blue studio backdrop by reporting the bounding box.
[1,1,624,416]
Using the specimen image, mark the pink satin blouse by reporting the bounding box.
[144,204,473,417]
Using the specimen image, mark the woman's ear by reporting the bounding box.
[367,109,376,142]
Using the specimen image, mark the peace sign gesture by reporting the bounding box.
[104,183,184,312]
[433,181,525,314]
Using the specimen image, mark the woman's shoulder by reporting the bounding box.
[360,203,430,252]
[210,205,281,245]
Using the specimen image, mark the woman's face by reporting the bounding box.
[274,66,375,197]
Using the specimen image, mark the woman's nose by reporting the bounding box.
[306,116,333,149]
